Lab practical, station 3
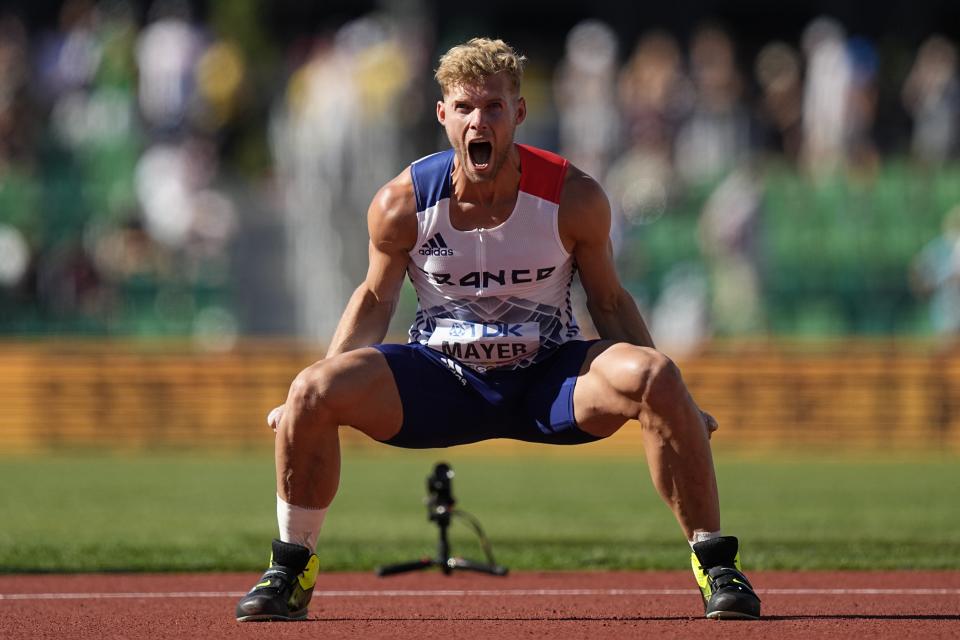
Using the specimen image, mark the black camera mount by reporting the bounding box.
[375,462,508,577]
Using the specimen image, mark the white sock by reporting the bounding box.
[277,495,327,553]
[688,530,722,548]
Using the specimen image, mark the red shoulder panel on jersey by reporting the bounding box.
[517,144,568,205]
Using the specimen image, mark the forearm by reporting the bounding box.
[325,284,397,357]
[587,287,655,348]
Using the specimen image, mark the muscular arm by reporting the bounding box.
[560,167,719,435]
[561,168,656,348]
[325,170,418,357]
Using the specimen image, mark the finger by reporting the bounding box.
[701,411,719,432]
[267,405,284,432]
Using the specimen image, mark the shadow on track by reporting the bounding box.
[308,616,698,622]
[763,614,960,621]
[307,614,960,622]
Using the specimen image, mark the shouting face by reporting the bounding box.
[437,72,527,183]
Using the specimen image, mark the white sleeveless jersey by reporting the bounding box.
[406,144,583,371]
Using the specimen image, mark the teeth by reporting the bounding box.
[468,141,492,167]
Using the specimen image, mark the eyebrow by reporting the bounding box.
[452,97,505,106]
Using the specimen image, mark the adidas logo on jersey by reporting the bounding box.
[419,233,455,256]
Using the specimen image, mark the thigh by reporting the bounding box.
[373,343,504,449]
[514,339,607,445]
[295,347,404,442]
[571,341,664,438]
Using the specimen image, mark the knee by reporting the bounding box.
[285,362,338,425]
[609,346,685,404]
[645,352,686,404]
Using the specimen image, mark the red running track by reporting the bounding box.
[1,571,958,639]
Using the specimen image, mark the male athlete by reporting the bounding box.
[236,38,760,621]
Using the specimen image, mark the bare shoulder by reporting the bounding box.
[369,167,418,251]
[558,164,612,249]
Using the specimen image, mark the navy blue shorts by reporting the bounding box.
[372,340,604,449]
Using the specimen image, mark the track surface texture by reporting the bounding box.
[2,571,958,639]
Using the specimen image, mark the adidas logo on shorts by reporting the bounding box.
[419,233,455,256]
[440,357,468,386]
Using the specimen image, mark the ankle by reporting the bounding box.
[277,495,327,553]
[688,530,722,549]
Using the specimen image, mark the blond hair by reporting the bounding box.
[435,38,526,96]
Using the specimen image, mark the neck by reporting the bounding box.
[451,144,521,206]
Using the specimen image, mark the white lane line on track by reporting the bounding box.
[2,588,960,601]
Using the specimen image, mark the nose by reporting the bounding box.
[468,107,488,131]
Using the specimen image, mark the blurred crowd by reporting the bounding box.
[0,0,250,344]
[0,1,958,344]
[549,19,959,347]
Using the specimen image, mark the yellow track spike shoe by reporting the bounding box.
[690,536,761,620]
[236,539,319,622]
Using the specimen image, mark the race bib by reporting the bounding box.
[427,319,540,370]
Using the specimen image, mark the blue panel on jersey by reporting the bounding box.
[410,149,454,212]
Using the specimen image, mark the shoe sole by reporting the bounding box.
[236,615,307,622]
[236,609,308,623]
[706,610,761,620]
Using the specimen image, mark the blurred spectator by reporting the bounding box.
[618,30,691,159]
[845,36,880,180]
[754,41,803,161]
[605,147,673,250]
[512,52,556,150]
[193,39,246,133]
[554,20,621,182]
[0,13,41,286]
[35,0,101,101]
[912,205,960,335]
[0,14,35,169]
[135,0,202,133]
[606,31,689,247]
[272,35,356,342]
[89,218,163,283]
[698,167,765,334]
[674,25,750,186]
[34,239,104,324]
[270,16,419,340]
[134,135,236,253]
[650,263,710,355]
[0,223,30,288]
[800,17,852,178]
[902,35,959,167]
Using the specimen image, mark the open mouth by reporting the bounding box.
[467,140,493,169]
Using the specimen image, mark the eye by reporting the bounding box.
[455,102,471,113]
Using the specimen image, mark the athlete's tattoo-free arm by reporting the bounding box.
[325,176,417,357]
[564,171,656,348]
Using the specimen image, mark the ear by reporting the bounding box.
[436,100,446,125]
[515,97,527,126]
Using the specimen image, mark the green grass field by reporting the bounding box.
[1,450,958,573]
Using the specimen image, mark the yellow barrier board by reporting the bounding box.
[1,339,958,454]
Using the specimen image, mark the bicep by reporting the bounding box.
[575,235,623,304]
[363,178,417,303]
[565,176,623,304]
[364,239,409,304]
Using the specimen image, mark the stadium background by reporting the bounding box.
[1,0,959,575]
